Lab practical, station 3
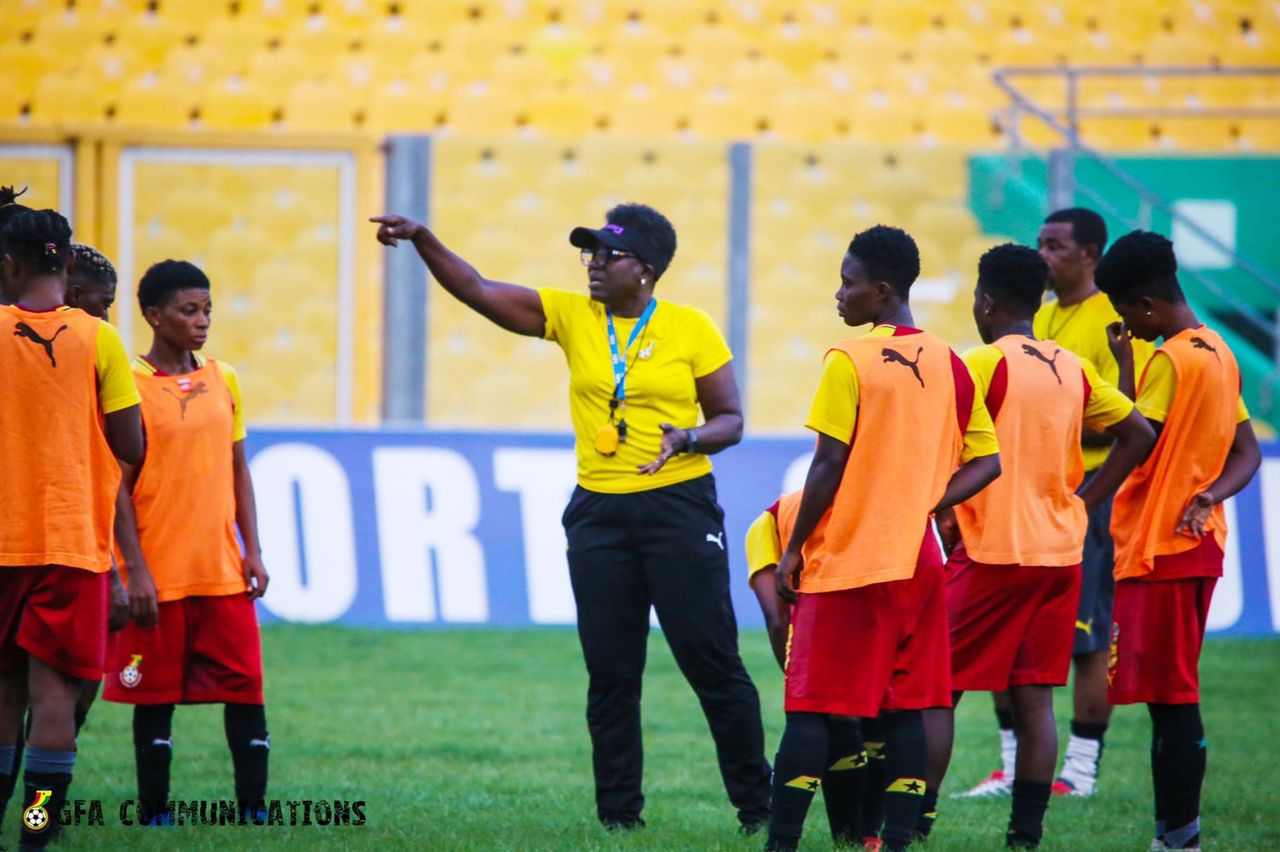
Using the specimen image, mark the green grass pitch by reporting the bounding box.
[20,626,1280,850]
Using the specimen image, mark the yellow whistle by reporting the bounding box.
[595,423,620,456]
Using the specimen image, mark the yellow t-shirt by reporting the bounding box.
[84,314,142,414]
[132,353,247,440]
[962,341,1134,432]
[1137,348,1250,425]
[805,325,1000,463]
[539,288,732,494]
[744,509,781,581]
[1033,290,1154,470]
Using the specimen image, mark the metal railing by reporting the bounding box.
[992,66,1280,356]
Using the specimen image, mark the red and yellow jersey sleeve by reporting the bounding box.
[94,320,141,414]
[805,348,860,444]
[958,345,1001,463]
[744,508,782,581]
[1080,358,1135,432]
[219,361,248,441]
[1137,351,1249,425]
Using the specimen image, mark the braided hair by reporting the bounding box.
[0,185,33,232]
[0,208,73,276]
[70,243,118,288]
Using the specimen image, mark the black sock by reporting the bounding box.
[134,704,175,820]
[995,707,1015,731]
[1007,780,1051,847]
[1069,719,1108,743]
[1150,725,1166,842]
[0,740,17,829]
[20,748,75,848]
[1149,703,1205,849]
[768,712,830,846]
[225,703,270,808]
[881,710,928,850]
[915,786,939,840]
[862,715,887,839]
[823,717,866,844]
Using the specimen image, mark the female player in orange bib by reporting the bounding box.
[104,260,270,825]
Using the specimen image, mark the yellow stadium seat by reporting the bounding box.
[492,51,562,97]
[354,21,431,68]
[1237,119,1280,151]
[954,232,1019,276]
[909,200,980,253]
[394,0,478,31]
[75,0,150,16]
[163,43,247,86]
[3,0,46,33]
[727,57,796,94]
[846,97,919,145]
[28,10,113,57]
[834,29,906,71]
[0,41,63,94]
[912,27,982,68]
[680,26,752,69]
[766,90,846,143]
[641,0,711,36]
[1220,33,1280,66]
[989,28,1059,66]
[445,86,523,134]
[115,14,188,65]
[79,44,146,97]
[199,79,276,129]
[526,88,603,136]
[1156,118,1239,152]
[364,82,444,133]
[688,90,761,140]
[921,101,999,146]
[28,73,108,126]
[864,4,938,40]
[242,0,315,33]
[282,18,360,58]
[866,161,934,221]
[113,75,195,129]
[887,147,970,198]
[598,22,678,61]
[602,86,693,137]
[1080,118,1158,150]
[766,26,836,75]
[247,47,316,87]
[526,23,595,77]
[282,80,359,132]
[1142,30,1222,66]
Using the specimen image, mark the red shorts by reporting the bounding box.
[946,547,1081,691]
[785,531,951,717]
[0,566,108,681]
[1108,537,1222,706]
[103,594,264,705]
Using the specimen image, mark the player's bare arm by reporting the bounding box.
[114,463,159,628]
[104,404,145,465]
[639,363,742,475]
[234,439,269,600]
[776,433,850,604]
[748,567,790,671]
[933,453,1002,515]
[1078,409,1157,512]
[1178,420,1262,538]
[371,214,546,337]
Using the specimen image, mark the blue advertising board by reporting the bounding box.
[246,431,1280,635]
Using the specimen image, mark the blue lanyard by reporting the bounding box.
[606,299,657,402]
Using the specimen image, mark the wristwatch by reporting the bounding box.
[685,428,699,453]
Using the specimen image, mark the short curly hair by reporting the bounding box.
[1095,230,1184,304]
[606,203,677,282]
[138,259,210,311]
[847,225,921,299]
[70,243,117,288]
[977,243,1049,315]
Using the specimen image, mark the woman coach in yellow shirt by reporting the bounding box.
[372,204,771,834]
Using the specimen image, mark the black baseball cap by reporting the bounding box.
[568,204,677,281]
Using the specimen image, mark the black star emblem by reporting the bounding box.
[806,780,819,791]
[854,753,867,767]
[905,780,923,794]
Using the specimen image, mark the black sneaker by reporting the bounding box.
[601,816,645,832]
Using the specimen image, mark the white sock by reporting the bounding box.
[999,726,1018,779]
[1059,733,1102,793]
